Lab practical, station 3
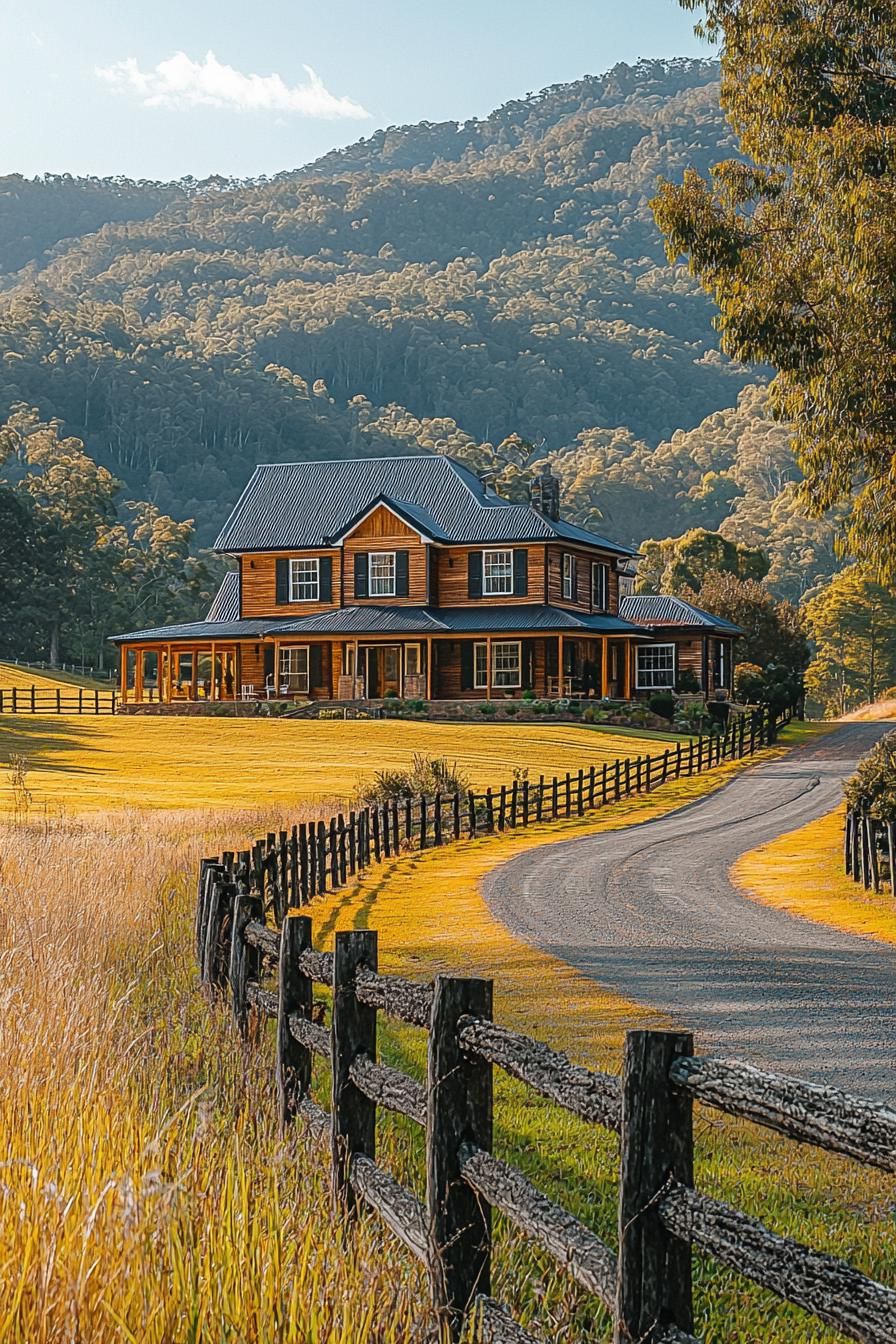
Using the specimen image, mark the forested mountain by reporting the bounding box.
[0,54,838,666]
[0,58,754,536]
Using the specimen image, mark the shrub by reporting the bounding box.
[676,667,700,694]
[478,701,497,715]
[403,699,425,713]
[734,662,765,704]
[356,754,471,805]
[648,692,677,721]
[383,689,399,699]
[503,703,519,716]
[521,688,536,702]
[845,732,896,821]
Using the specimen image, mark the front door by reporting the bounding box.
[365,646,402,698]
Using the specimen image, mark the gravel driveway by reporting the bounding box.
[484,722,896,1101]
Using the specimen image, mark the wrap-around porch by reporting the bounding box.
[119,633,638,705]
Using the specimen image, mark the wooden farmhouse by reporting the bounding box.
[111,455,741,705]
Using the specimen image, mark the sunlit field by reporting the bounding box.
[734,803,896,946]
[0,715,682,814]
[0,660,110,691]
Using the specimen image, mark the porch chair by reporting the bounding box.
[240,684,257,700]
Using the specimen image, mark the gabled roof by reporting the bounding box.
[206,570,240,621]
[620,593,743,635]
[213,455,637,556]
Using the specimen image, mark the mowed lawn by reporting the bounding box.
[0,715,681,813]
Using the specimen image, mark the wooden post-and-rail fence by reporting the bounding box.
[196,863,896,1344]
[229,707,788,921]
[0,685,117,715]
[844,807,896,898]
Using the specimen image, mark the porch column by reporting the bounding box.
[274,639,281,695]
[191,650,198,701]
[601,637,609,698]
[134,649,144,704]
[119,648,128,706]
[426,636,433,701]
[702,635,710,693]
[353,639,360,697]
[166,643,173,703]
[623,641,632,699]
[558,633,564,697]
[210,641,217,701]
[486,636,492,701]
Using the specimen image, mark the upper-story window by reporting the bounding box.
[562,553,577,601]
[369,552,396,597]
[483,549,513,596]
[592,561,609,612]
[289,557,320,602]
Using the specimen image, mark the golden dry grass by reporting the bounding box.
[0,806,435,1343]
[733,804,896,945]
[0,715,681,815]
[0,661,108,691]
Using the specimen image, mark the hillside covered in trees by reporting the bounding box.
[0,57,848,664]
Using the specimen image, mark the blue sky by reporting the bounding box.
[3,0,712,181]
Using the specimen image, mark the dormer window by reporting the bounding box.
[289,557,320,602]
[369,552,396,597]
[483,549,513,596]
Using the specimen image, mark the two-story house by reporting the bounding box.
[111,455,739,705]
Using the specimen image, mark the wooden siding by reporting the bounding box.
[343,534,429,604]
[240,550,341,618]
[433,545,545,606]
[546,546,620,612]
[347,503,422,541]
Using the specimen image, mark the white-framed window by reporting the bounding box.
[474,640,522,688]
[562,552,577,601]
[369,551,396,596]
[483,549,513,596]
[280,646,310,693]
[289,557,319,601]
[343,645,356,677]
[636,643,676,690]
[591,561,610,612]
[714,639,729,687]
[405,644,422,677]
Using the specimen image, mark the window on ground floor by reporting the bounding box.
[405,643,422,677]
[280,645,310,693]
[636,643,675,690]
[474,640,522,689]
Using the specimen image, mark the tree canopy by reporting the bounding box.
[654,1,896,576]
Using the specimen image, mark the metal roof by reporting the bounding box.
[111,603,648,643]
[620,594,743,634]
[213,455,637,556]
[206,570,240,621]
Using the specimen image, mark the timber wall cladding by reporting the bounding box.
[434,545,545,606]
[240,550,342,618]
[545,546,620,611]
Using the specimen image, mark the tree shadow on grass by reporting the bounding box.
[0,715,102,778]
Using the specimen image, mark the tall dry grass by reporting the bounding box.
[0,806,431,1343]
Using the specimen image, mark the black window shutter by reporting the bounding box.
[318,555,332,602]
[354,552,369,599]
[275,558,290,604]
[522,638,535,690]
[264,645,275,680]
[460,641,474,691]
[513,549,528,597]
[468,552,482,599]
[546,638,559,676]
[310,644,323,687]
[396,550,409,598]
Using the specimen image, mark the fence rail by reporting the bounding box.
[0,685,118,715]
[233,707,789,920]
[844,807,895,897]
[195,871,896,1344]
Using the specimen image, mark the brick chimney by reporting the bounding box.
[529,462,561,521]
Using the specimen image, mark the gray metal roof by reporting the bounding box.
[206,570,240,621]
[109,618,271,644]
[213,455,637,556]
[620,594,743,634]
[111,603,648,643]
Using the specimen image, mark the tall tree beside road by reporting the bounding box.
[654,2,896,575]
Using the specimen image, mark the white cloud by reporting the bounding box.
[96,50,370,120]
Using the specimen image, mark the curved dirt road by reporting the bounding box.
[484,722,896,1101]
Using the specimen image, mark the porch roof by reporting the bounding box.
[620,593,744,635]
[110,603,647,644]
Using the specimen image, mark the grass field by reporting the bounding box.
[0,715,684,815]
[734,804,896,946]
[0,660,110,690]
[2,716,889,1342]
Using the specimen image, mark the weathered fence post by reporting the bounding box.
[615,1030,694,1344]
[277,913,313,1131]
[467,790,477,838]
[427,974,493,1339]
[866,815,880,893]
[434,790,443,846]
[331,929,378,1214]
[229,853,263,1039]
